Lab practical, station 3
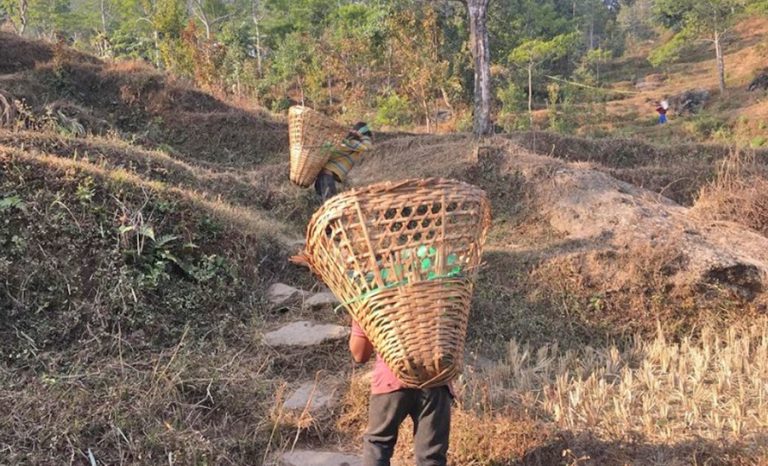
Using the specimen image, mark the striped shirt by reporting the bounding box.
[323,134,373,183]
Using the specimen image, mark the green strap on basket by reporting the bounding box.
[333,269,465,315]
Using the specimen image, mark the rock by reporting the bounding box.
[279,450,362,466]
[283,380,340,413]
[263,321,349,347]
[267,283,306,306]
[304,291,340,308]
[748,71,768,92]
[667,88,709,115]
[540,162,768,299]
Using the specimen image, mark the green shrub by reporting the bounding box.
[497,81,528,132]
[455,111,474,132]
[374,93,413,127]
[685,114,728,138]
[751,136,767,148]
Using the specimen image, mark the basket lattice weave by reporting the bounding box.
[288,105,348,187]
[302,178,491,388]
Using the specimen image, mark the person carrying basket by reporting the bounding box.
[350,322,453,466]
[314,122,373,201]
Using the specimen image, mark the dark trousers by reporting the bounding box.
[363,387,451,466]
[314,170,337,202]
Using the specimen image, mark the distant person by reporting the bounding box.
[349,320,453,466]
[314,122,373,202]
[656,100,669,124]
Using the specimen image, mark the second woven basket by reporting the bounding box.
[288,105,348,187]
[302,178,491,388]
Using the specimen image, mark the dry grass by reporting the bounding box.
[693,149,768,236]
[0,334,281,464]
[0,145,293,244]
[528,239,702,339]
[495,319,768,463]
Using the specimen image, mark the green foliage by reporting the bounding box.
[650,0,747,68]
[747,0,768,13]
[75,177,95,203]
[685,113,728,138]
[546,82,577,133]
[5,0,640,129]
[648,27,693,67]
[508,32,579,68]
[374,93,412,127]
[0,195,25,212]
[496,81,527,131]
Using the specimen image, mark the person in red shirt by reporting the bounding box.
[349,320,453,466]
[656,101,668,124]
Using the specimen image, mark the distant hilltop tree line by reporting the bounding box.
[1,0,766,130]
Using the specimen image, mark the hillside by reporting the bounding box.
[571,17,768,147]
[2,33,768,466]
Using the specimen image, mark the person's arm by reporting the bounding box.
[349,320,374,363]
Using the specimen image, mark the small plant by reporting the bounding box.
[0,195,24,212]
[198,215,223,238]
[75,177,95,204]
[374,93,413,127]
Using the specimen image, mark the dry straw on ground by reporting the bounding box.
[487,319,768,450]
[694,149,768,236]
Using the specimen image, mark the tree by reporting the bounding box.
[466,0,492,135]
[509,32,577,127]
[385,2,453,132]
[652,0,747,93]
[1,0,29,34]
[189,0,232,39]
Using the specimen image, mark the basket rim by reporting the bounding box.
[318,176,485,202]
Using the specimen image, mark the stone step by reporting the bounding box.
[267,283,308,306]
[279,450,361,466]
[283,379,341,414]
[262,321,349,347]
[266,283,340,310]
[304,291,340,308]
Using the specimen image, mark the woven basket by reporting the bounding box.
[288,105,348,187]
[301,178,491,388]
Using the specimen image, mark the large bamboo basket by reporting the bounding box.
[288,105,348,187]
[301,178,491,388]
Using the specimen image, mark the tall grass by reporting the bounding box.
[693,149,768,235]
[488,319,768,444]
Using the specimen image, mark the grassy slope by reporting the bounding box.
[2,28,768,465]
[560,17,768,146]
[0,34,336,464]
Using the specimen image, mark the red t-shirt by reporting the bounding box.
[351,320,454,396]
[351,320,406,394]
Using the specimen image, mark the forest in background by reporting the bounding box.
[2,0,768,131]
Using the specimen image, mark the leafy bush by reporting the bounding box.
[497,81,528,132]
[374,93,413,127]
[685,113,728,138]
